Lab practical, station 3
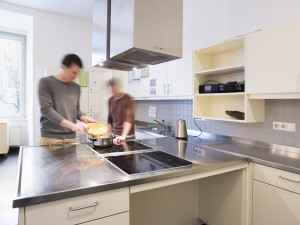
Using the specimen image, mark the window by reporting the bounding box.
[0,32,26,118]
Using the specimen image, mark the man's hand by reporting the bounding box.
[71,122,88,132]
[113,135,126,145]
[80,115,97,123]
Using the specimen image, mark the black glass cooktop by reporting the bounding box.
[105,151,193,175]
[93,141,154,154]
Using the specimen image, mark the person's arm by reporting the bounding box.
[107,98,113,134]
[80,115,97,123]
[60,119,88,132]
[113,122,132,143]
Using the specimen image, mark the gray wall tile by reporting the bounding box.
[136,99,300,147]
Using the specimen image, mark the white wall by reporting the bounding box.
[183,0,300,51]
[0,2,92,145]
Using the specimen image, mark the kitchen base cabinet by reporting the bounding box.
[23,187,129,225]
[0,123,8,156]
[253,164,300,225]
[253,180,300,225]
[81,212,129,225]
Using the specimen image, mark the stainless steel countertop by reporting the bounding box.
[182,132,300,175]
[13,138,246,208]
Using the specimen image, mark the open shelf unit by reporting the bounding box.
[193,37,265,123]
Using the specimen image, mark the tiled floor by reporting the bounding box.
[0,148,19,225]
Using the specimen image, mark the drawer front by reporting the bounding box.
[82,212,129,225]
[253,164,300,194]
[25,187,129,225]
[253,180,300,225]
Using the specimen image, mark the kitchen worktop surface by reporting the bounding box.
[138,124,300,175]
[13,137,246,208]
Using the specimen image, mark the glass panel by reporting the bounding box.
[0,32,26,118]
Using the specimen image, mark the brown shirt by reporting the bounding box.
[107,93,135,136]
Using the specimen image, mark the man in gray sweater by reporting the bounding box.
[38,54,95,145]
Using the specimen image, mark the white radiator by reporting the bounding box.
[9,125,21,146]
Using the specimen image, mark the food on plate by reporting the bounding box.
[86,123,107,137]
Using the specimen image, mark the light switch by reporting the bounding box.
[148,106,156,118]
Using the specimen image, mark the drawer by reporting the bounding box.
[253,164,300,194]
[25,187,129,225]
[81,212,129,225]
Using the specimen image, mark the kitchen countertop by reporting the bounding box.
[136,124,300,175]
[13,138,246,208]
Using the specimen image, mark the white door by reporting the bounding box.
[167,51,193,97]
[89,71,103,93]
[89,92,102,113]
[80,91,89,114]
[253,180,300,225]
[246,19,300,94]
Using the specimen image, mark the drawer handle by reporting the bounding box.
[69,201,99,211]
[279,176,300,184]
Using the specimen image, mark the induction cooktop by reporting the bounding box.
[93,141,154,154]
[105,151,193,175]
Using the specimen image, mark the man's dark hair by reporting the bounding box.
[62,54,83,68]
[107,78,119,87]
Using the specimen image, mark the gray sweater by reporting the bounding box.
[38,76,83,139]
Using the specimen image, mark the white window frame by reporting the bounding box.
[0,31,26,119]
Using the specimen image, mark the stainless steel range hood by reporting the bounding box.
[92,0,183,71]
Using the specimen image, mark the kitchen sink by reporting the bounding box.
[135,128,166,139]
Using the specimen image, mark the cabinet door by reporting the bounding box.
[81,212,129,225]
[253,180,300,225]
[134,77,150,98]
[167,51,193,97]
[149,63,168,97]
[0,123,8,154]
[89,92,102,113]
[247,19,300,94]
[80,91,89,113]
[89,71,103,93]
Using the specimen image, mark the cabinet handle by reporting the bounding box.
[168,84,172,93]
[164,84,168,94]
[69,201,99,211]
[279,176,300,183]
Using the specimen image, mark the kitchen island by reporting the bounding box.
[13,137,249,225]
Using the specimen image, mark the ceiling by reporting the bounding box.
[2,0,94,20]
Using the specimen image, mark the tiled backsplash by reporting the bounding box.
[136,99,300,147]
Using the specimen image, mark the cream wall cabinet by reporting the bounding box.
[167,51,193,98]
[253,164,300,225]
[247,19,300,99]
[193,37,265,122]
[0,123,8,156]
[24,188,129,225]
[127,51,193,99]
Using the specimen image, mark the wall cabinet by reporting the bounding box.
[253,164,300,225]
[193,37,265,122]
[127,51,193,99]
[247,19,300,99]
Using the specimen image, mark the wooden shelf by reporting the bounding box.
[194,116,246,123]
[195,92,244,97]
[195,65,244,76]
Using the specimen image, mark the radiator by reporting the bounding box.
[9,125,21,146]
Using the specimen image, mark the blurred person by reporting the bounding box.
[38,54,96,145]
[107,78,135,144]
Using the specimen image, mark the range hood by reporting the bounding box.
[92,0,183,71]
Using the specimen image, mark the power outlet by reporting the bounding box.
[273,122,283,130]
[273,122,296,132]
